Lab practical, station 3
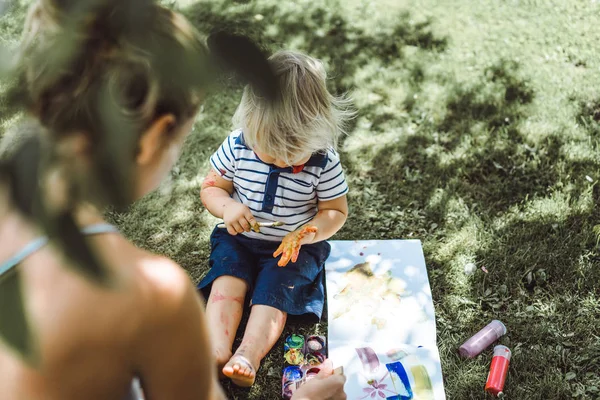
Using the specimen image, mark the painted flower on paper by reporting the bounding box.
[360,372,396,399]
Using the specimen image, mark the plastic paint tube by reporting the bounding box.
[485,345,511,397]
[459,320,507,358]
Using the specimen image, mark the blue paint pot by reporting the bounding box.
[282,365,303,382]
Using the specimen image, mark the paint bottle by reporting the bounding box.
[485,345,511,397]
[459,320,507,358]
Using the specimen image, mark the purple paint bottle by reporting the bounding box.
[459,320,507,358]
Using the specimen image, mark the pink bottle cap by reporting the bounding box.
[491,320,507,336]
[493,345,511,360]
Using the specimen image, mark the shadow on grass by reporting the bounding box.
[346,55,600,398]
[180,1,600,399]
[184,0,446,94]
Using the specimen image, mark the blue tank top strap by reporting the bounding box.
[80,223,120,236]
[0,223,119,277]
[0,237,49,276]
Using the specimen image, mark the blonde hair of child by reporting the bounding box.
[232,50,354,166]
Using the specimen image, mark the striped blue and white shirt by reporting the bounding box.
[210,130,349,241]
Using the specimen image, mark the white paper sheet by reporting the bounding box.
[326,240,445,400]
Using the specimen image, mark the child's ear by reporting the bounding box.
[136,114,175,165]
[207,32,279,102]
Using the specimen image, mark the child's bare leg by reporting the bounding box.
[205,276,247,373]
[223,305,287,387]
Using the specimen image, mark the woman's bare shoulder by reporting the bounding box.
[128,249,200,321]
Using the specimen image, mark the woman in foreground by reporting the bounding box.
[0,0,346,399]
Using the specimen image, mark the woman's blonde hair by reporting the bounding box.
[232,50,354,166]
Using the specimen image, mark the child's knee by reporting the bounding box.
[213,275,248,292]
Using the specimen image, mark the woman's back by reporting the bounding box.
[0,204,218,400]
[0,0,221,394]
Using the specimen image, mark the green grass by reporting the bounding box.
[3,0,600,398]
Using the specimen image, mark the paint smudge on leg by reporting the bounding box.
[211,289,244,305]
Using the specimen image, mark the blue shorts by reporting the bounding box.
[198,227,331,320]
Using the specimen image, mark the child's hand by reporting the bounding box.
[273,226,318,267]
[222,202,258,235]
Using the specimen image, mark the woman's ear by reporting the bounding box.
[137,114,176,165]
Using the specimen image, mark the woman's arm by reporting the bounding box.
[133,259,225,400]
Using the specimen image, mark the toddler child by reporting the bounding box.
[199,50,353,387]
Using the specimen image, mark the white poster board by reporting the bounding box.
[326,240,445,400]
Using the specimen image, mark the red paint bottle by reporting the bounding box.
[485,345,511,397]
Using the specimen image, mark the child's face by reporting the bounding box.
[254,148,311,169]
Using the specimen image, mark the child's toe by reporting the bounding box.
[223,355,257,387]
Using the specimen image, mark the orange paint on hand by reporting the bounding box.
[273,226,318,267]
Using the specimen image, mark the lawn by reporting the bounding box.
[2,0,600,398]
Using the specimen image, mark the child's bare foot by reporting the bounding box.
[222,354,259,387]
[214,346,233,379]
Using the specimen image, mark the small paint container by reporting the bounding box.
[306,335,325,353]
[305,351,326,366]
[485,345,511,397]
[283,365,303,381]
[284,348,304,365]
[284,334,305,352]
[459,320,507,358]
[282,366,303,400]
[304,367,321,382]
